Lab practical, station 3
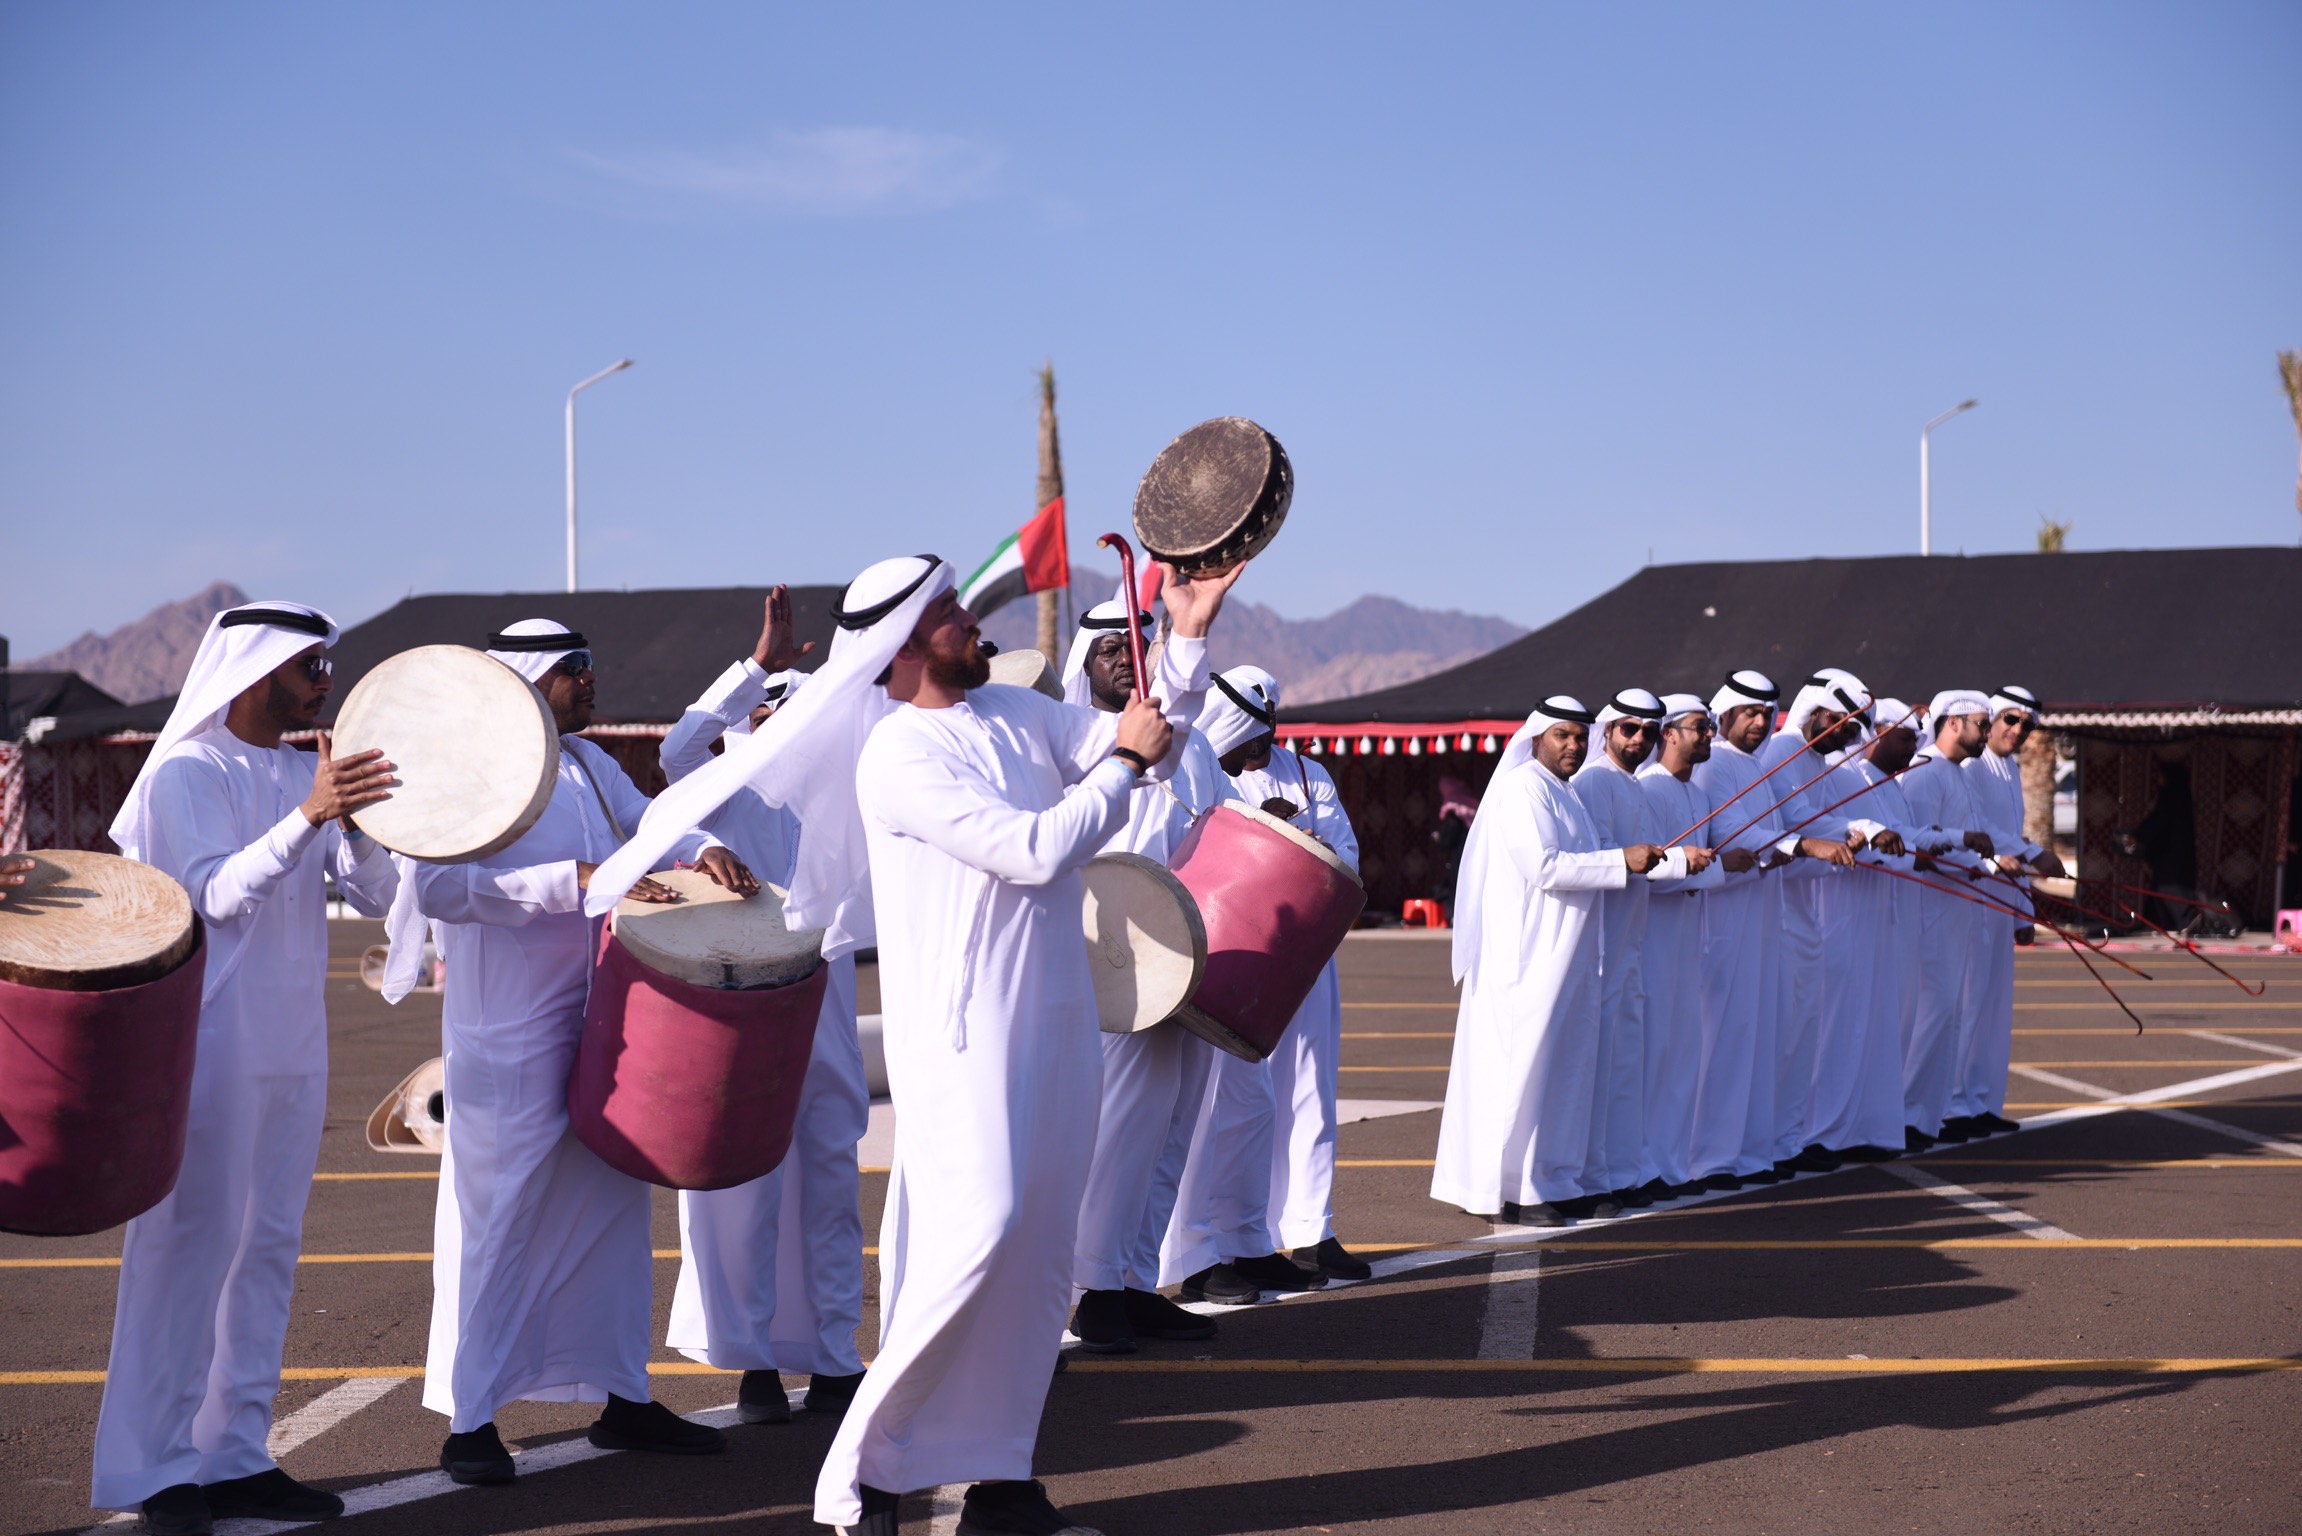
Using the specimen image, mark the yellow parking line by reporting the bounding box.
[2017,1002,2302,1011]
[1490,1238,2302,1252]
[1341,1065,1449,1072]
[1343,1001,1458,1010]
[1340,1157,2302,1171]
[1343,1032,1453,1039]
[313,1171,438,1181]
[1068,1356,2302,1376]
[2006,1099,2302,1110]
[2016,1027,2302,1036]
[1,1249,880,1270]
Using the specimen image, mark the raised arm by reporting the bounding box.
[661,659,775,784]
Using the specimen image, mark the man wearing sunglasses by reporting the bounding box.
[94,603,400,1534]
[400,619,754,1489]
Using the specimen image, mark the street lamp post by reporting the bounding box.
[1919,398,1977,557]
[565,359,634,592]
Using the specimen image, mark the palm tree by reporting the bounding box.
[2281,350,2302,529]
[2035,516,2071,553]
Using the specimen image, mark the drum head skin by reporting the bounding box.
[0,850,197,991]
[365,1056,447,1153]
[612,868,826,990]
[1132,417,1294,576]
[333,645,560,863]
[1081,853,1207,1033]
[987,647,1065,701]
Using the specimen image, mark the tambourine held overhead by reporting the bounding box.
[1131,417,1293,577]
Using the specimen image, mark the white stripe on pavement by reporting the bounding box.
[927,1483,966,1535]
[266,1376,403,1459]
[1885,1164,2079,1241]
[2012,1065,2302,1157]
[2187,1029,2302,1062]
[1477,1250,1543,1359]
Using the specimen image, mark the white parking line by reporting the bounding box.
[266,1376,403,1459]
[2012,1064,2302,1158]
[1884,1164,2079,1240]
[927,1484,966,1535]
[1477,1250,1543,1359]
[2188,1029,2302,1062]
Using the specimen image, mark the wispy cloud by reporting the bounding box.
[573,128,1001,216]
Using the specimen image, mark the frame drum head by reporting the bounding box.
[611,867,825,990]
[0,850,196,991]
[333,645,561,864]
[987,647,1064,701]
[1131,417,1294,576]
[1081,853,1208,1033]
[365,1056,447,1153]
[1218,801,1361,885]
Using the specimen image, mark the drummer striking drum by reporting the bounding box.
[92,601,399,1534]
[390,620,756,1486]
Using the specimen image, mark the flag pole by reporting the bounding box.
[1034,361,1065,660]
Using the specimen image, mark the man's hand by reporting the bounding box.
[752,585,819,673]
[1261,797,1304,820]
[576,862,681,904]
[1844,828,1870,852]
[1996,854,2024,875]
[1115,695,1174,767]
[302,733,395,828]
[0,855,34,904]
[1721,847,1758,874]
[1799,835,1856,867]
[695,847,759,898]
[1159,561,1248,640]
[1914,850,1940,872]
[1868,828,1907,858]
[1623,843,1665,875]
[1963,830,1995,857]
[2033,850,2067,879]
[1681,845,1716,874]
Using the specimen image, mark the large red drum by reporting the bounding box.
[0,851,205,1236]
[570,869,828,1190]
[1167,804,1365,1062]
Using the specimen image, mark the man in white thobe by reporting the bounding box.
[1067,601,1232,1352]
[395,621,753,1485]
[1573,689,1714,1213]
[818,562,1234,1536]
[1431,697,1663,1226]
[663,587,874,1423]
[1956,684,2062,1137]
[1898,691,2001,1142]
[93,603,398,1534]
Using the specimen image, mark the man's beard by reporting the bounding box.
[265,675,318,732]
[927,634,991,691]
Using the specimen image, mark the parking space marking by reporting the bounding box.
[1885,1165,2078,1240]
[1477,1251,1542,1359]
[1065,1356,2302,1375]
[266,1376,403,1458]
[2188,1029,2302,1062]
[2013,1064,2302,1156]
[927,1485,965,1535]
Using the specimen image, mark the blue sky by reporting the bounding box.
[4,2,2297,657]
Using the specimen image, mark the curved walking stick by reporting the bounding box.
[1771,758,1926,847]
[1980,866,2266,997]
[1096,532,1151,703]
[1713,701,1926,851]
[1853,860,2152,979]
[1662,747,1804,846]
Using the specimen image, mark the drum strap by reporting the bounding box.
[565,742,630,845]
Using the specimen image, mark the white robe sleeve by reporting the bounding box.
[869,724,1137,887]
[1508,791,1629,894]
[329,829,399,916]
[410,857,582,927]
[661,659,774,785]
[571,737,718,865]
[145,752,324,925]
[1304,760,1359,875]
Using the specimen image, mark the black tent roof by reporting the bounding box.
[315,587,846,727]
[1287,546,2302,726]
[4,671,125,736]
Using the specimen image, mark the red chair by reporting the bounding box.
[1401,899,1448,929]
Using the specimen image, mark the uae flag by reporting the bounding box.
[959,495,1069,619]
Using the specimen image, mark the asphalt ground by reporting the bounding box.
[5,924,2299,1534]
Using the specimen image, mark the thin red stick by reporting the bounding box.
[1095,532,1150,703]
[1852,861,2153,979]
[2080,877,2246,921]
[1984,867,2267,997]
[1772,757,1926,845]
[2047,922,2149,1034]
[1714,701,1926,851]
[1661,741,1804,846]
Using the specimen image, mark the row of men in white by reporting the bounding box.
[1434,669,2057,1227]
[91,561,1355,1536]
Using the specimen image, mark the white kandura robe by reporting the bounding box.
[413,735,712,1431]
[92,728,398,1511]
[1629,764,1726,1187]
[1687,741,1793,1180]
[817,686,1140,1523]
[663,658,869,1377]
[1430,758,1627,1215]
[1808,760,1926,1152]
[1958,747,2038,1119]
[1073,726,1230,1294]
[1898,753,1991,1133]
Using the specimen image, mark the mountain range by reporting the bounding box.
[15,581,250,703]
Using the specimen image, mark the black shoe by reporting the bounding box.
[1834,1143,1900,1163]
[1635,1177,1674,1203]
[957,1478,1106,1536]
[1794,1144,1843,1173]
[807,1370,866,1415]
[841,1482,901,1536]
[587,1394,727,1454]
[440,1422,516,1485]
[1935,1115,1980,1142]
[738,1368,792,1423]
[1232,1251,1328,1291]
[1613,1184,1655,1209]
[1293,1236,1375,1280]
[1703,1172,1745,1192]
[1552,1194,1600,1218]
[1509,1201,1572,1227]
[1122,1287,1218,1340]
[1180,1263,1260,1306]
[1740,1166,1788,1185]
[201,1467,344,1520]
[1070,1289,1138,1354]
[1976,1112,2022,1134]
[1772,1157,1806,1178]
[138,1483,212,1536]
[1664,1181,1710,1200]
[1905,1126,1938,1153]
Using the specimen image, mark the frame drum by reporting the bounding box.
[1081,853,1207,1034]
[1167,804,1365,1062]
[365,1056,447,1154]
[331,645,560,863]
[1131,417,1294,577]
[0,850,204,1236]
[988,647,1065,701]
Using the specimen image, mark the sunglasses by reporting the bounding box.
[298,655,333,684]
[1667,718,1716,735]
[1613,721,1657,738]
[551,650,595,678]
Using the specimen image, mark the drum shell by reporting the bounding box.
[0,926,205,1236]
[1168,807,1364,1062]
[570,926,829,1191]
